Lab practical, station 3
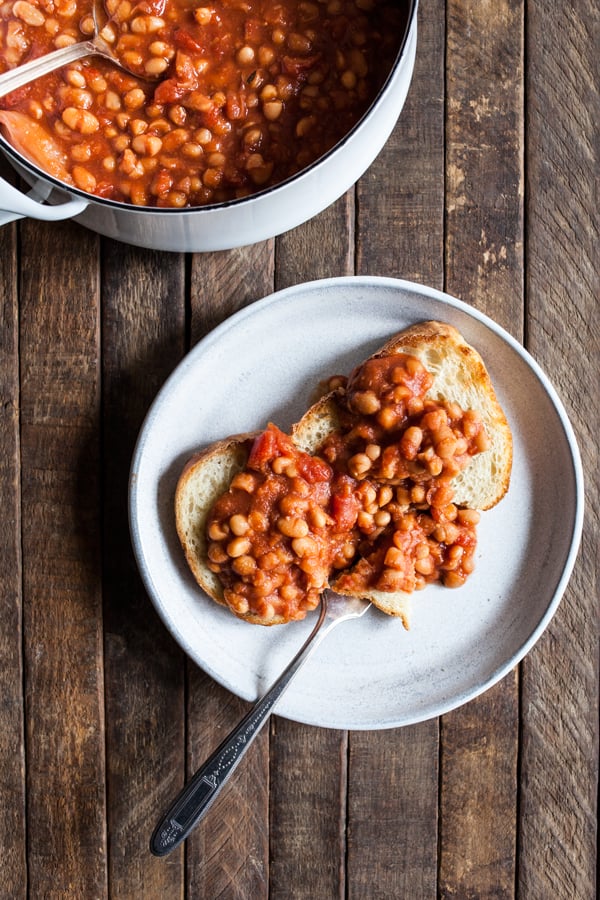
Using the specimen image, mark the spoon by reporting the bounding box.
[149,590,371,857]
[0,2,159,99]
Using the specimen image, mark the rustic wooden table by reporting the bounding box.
[1,0,597,896]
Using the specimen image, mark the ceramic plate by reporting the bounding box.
[129,277,583,730]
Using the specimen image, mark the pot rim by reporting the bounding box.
[0,0,418,216]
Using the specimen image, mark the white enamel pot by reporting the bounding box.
[0,0,417,253]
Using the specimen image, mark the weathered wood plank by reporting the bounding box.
[348,722,440,900]
[19,220,107,898]
[439,0,524,896]
[445,0,524,334]
[0,171,27,898]
[357,0,446,289]
[189,242,275,344]
[185,245,275,897]
[275,193,354,288]
[439,676,519,899]
[348,1,445,896]
[270,720,347,900]
[101,242,187,898]
[519,0,599,896]
[186,676,270,899]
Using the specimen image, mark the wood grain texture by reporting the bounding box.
[190,242,275,344]
[445,0,524,334]
[101,242,187,898]
[0,177,27,898]
[275,192,354,288]
[187,672,270,900]
[357,0,446,287]
[18,220,107,898]
[439,676,519,900]
[519,0,599,897]
[440,1,524,896]
[269,720,347,900]
[186,243,275,896]
[347,721,439,900]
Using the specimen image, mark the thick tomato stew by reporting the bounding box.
[0,0,408,207]
[206,352,490,624]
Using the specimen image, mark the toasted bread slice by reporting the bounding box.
[334,581,412,627]
[175,321,512,627]
[175,433,256,613]
[175,428,329,626]
[373,321,512,510]
[292,321,512,623]
[295,321,512,511]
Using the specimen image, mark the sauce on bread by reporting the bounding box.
[204,352,489,624]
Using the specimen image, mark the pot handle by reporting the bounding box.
[0,174,88,226]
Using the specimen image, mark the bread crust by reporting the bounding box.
[175,432,307,626]
[175,321,513,626]
[175,434,253,607]
[375,321,512,510]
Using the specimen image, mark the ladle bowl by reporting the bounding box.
[0,1,158,98]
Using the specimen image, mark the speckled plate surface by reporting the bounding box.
[129,276,583,730]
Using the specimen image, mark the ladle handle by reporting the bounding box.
[0,41,96,98]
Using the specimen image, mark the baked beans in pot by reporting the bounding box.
[0,0,418,251]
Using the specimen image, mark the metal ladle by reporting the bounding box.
[0,2,160,98]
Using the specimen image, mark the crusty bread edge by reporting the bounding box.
[175,433,250,606]
[375,321,513,509]
[175,431,311,626]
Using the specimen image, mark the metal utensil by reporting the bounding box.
[0,1,159,98]
[150,590,371,857]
